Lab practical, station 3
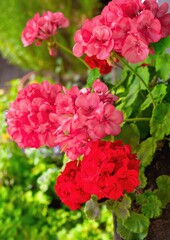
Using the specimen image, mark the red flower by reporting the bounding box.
[55,160,91,210]
[84,55,112,74]
[80,140,140,200]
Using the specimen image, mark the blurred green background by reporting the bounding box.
[0,0,113,239]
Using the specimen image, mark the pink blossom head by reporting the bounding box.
[121,34,149,63]
[21,11,69,46]
[6,81,62,148]
[38,11,69,40]
[21,13,40,47]
[73,15,114,60]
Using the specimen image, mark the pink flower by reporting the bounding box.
[73,16,114,60]
[112,17,132,52]
[122,34,149,63]
[6,81,62,148]
[21,13,40,47]
[86,104,124,139]
[21,11,69,46]
[136,10,161,43]
[37,11,69,40]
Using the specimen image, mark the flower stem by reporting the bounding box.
[56,41,90,69]
[112,52,156,107]
[113,212,122,240]
[124,118,150,122]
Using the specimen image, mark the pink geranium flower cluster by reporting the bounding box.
[73,0,170,63]
[7,80,123,160]
[21,11,69,47]
[55,140,140,210]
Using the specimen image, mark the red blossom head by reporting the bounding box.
[55,160,91,210]
[80,140,140,200]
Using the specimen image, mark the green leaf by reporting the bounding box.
[150,103,170,140]
[139,167,147,189]
[117,220,148,240]
[156,175,170,208]
[113,194,132,220]
[136,191,162,218]
[151,36,170,54]
[84,199,101,220]
[86,68,100,88]
[123,212,150,234]
[141,84,167,111]
[137,137,157,168]
[156,54,170,80]
[124,79,140,108]
[136,67,150,90]
[115,123,140,152]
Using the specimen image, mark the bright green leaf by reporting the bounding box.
[86,68,100,88]
[137,67,150,90]
[156,54,170,80]
[150,103,170,140]
[141,84,167,111]
[137,137,157,168]
[139,167,147,189]
[124,79,140,108]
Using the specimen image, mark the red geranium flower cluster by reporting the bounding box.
[7,80,123,160]
[84,55,113,74]
[55,160,91,210]
[21,11,69,47]
[55,140,140,210]
[73,0,170,63]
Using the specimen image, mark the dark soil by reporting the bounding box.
[145,141,170,240]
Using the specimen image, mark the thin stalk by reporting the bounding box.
[124,118,150,123]
[56,41,90,69]
[112,52,156,107]
[113,212,122,240]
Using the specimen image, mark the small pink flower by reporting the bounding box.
[122,34,149,63]
[73,16,114,60]
[21,13,40,47]
[136,10,161,43]
[87,104,124,139]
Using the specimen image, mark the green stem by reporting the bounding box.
[112,52,156,107]
[124,118,150,122]
[56,41,90,69]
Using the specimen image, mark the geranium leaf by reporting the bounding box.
[141,84,167,111]
[136,191,162,218]
[137,137,157,168]
[113,194,132,220]
[86,68,100,88]
[150,103,170,140]
[123,212,150,234]
[124,78,140,108]
[136,67,150,90]
[115,123,140,152]
[84,199,101,220]
[139,167,147,189]
[117,219,148,240]
[155,175,170,208]
[156,53,170,80]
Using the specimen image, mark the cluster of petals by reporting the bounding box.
[55,140,140,210]
[73,0,170,63]
[6,80,123,160]
[21,11,69,47]
[84,55,112,74]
